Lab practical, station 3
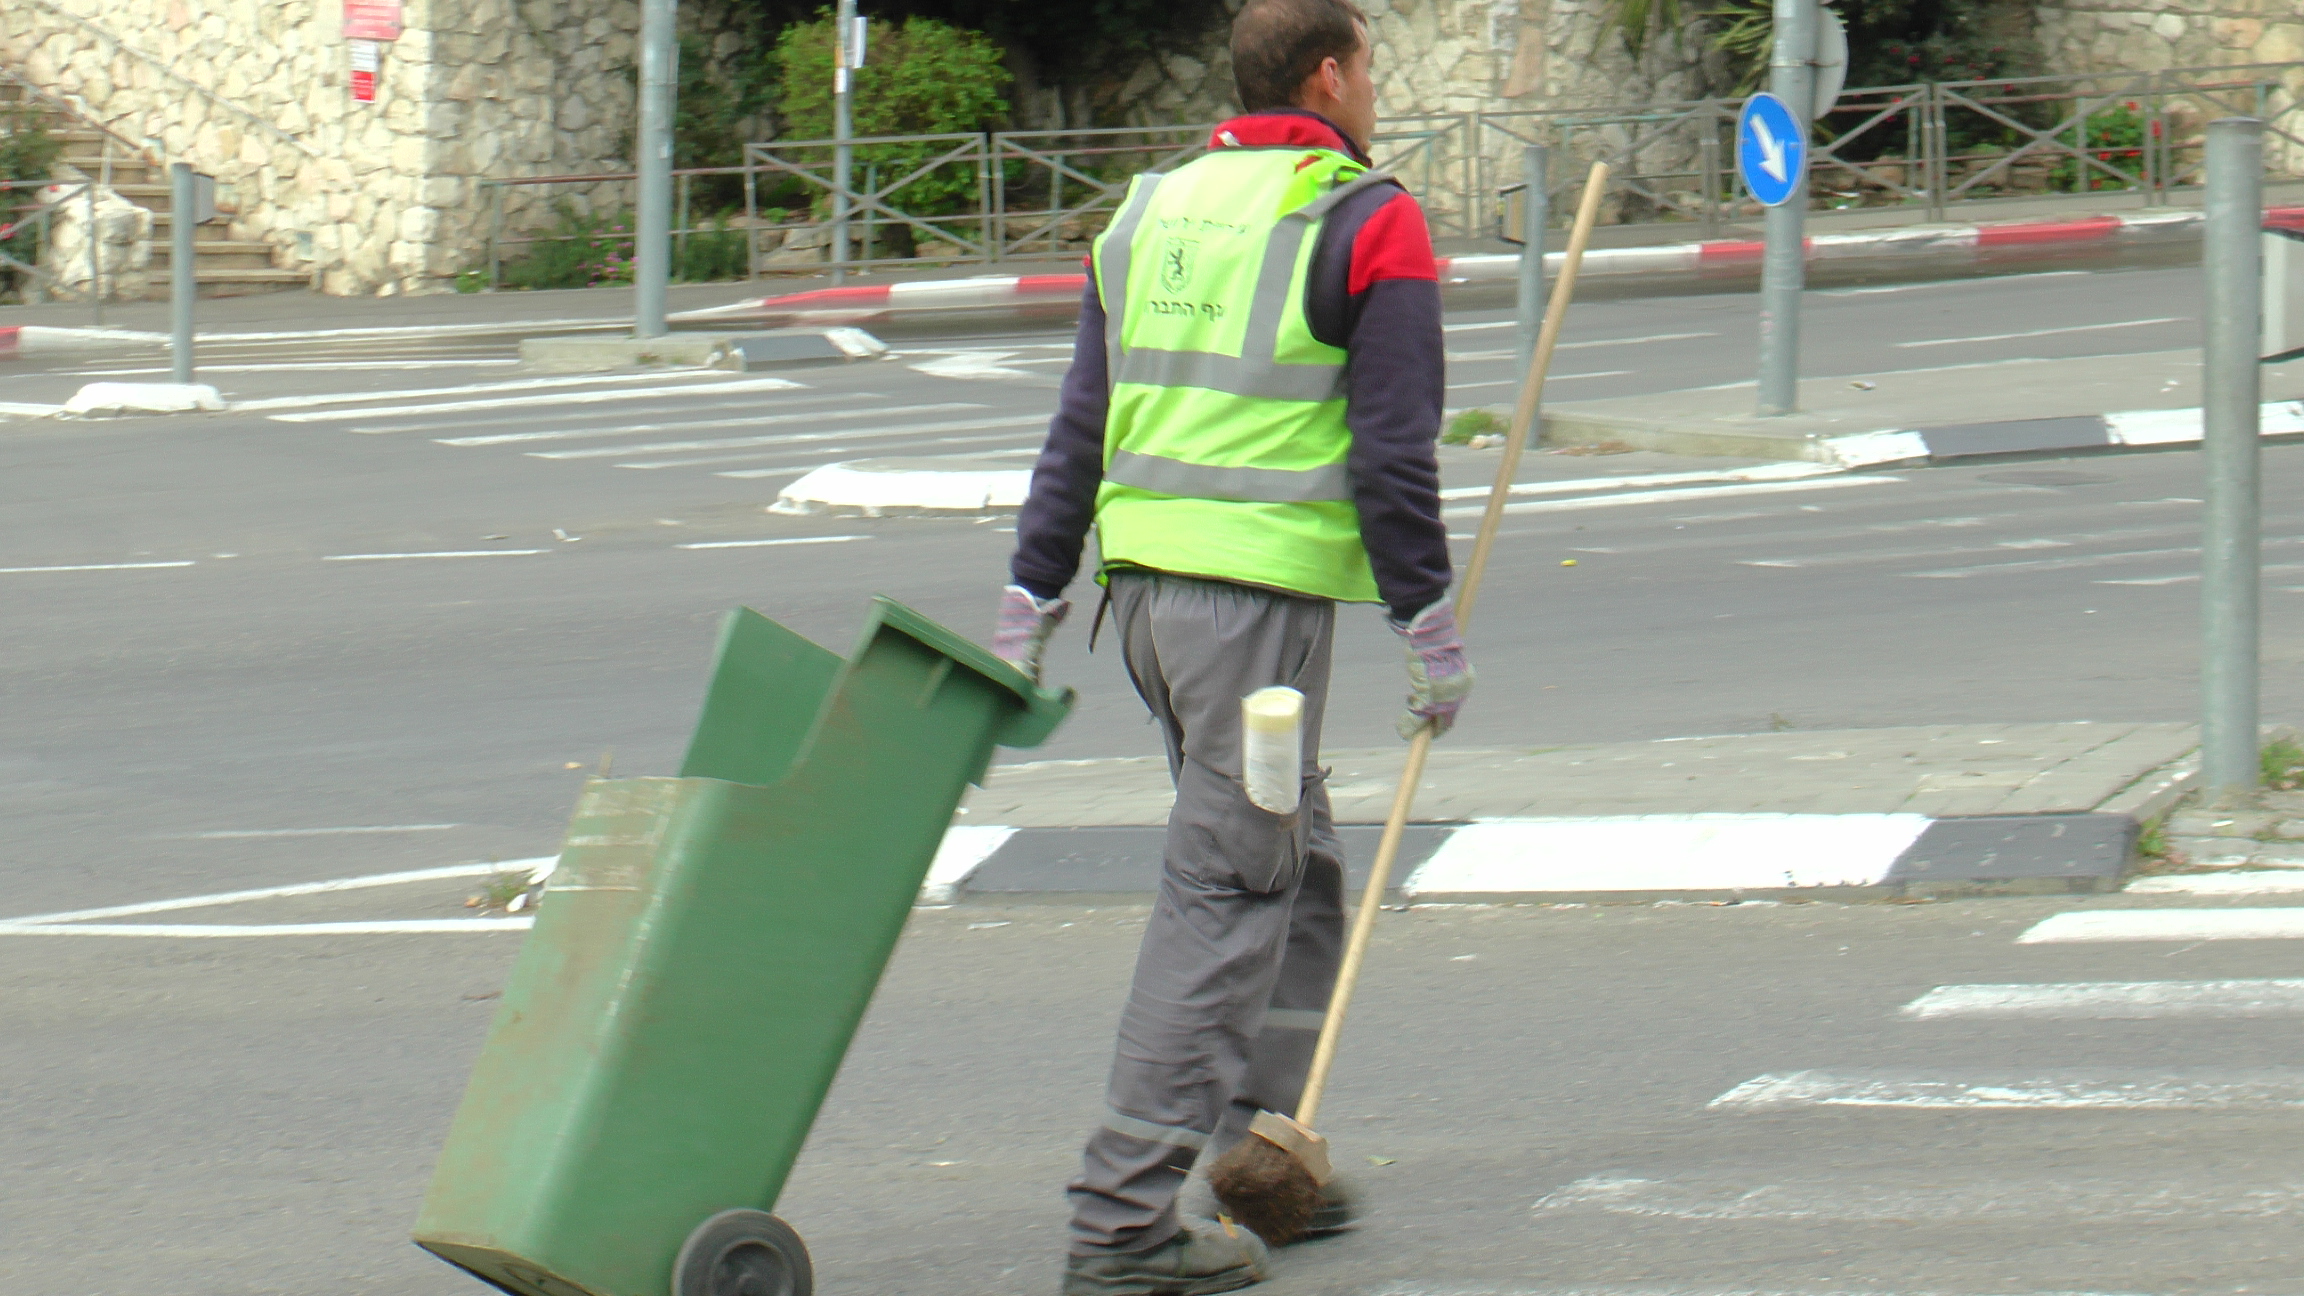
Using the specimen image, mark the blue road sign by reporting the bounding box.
[1738,93,1805,208]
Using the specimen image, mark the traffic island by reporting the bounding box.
[1541,349,2304,466]
[58,381,226,417]
[518,327,885,374]
[772,457,1030,516]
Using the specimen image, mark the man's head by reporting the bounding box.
[1230,0,1377,151]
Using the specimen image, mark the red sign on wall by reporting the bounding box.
[343,1,403,41]
[350,39,380,103]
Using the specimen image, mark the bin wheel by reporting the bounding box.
[673,1209,812,1296]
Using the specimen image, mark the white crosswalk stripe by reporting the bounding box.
[1711,1069,2304,1110]
[1901,978,2304,1018]
[2018,907,2304,943]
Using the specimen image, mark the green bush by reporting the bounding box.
[1,112,62,300]
[2048,101,2147,192]
[481,204,753,291]
[1441,408,1507,445]
[769,13,1009,228]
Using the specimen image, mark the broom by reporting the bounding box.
[1207,159,1614,1244]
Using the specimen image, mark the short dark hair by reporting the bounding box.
[1230,0,1368,113]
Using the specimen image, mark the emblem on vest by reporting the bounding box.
[1159,237,1198,294]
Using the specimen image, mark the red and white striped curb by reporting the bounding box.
[673,205,2299,330]
[0,324,167,358]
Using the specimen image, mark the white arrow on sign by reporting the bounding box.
[1752,114,1790,184]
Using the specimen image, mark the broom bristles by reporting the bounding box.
[1206,1132,1323,1246]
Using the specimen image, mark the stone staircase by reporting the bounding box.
[1,73,304,297]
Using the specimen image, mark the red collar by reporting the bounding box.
[1206,110,1370,165]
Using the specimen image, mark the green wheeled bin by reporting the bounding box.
[412,597,1071,1296]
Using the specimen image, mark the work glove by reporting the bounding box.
[992,584,1070,683]
[1388,598,1473,740]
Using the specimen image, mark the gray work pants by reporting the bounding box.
[1066,571,1347,1255]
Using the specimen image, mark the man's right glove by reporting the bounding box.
[1389,598,1473,740]
[992,584,1070,683]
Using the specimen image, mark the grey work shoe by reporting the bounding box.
[1060,1216,1271,1296]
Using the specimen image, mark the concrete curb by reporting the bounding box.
[0,324,169,357]
[1552,399,2304,468]
[669,206,2274,331]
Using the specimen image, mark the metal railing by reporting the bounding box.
[475,62,2304,283]
[0,178,111,307]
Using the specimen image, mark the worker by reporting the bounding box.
[988,0,1471,1289]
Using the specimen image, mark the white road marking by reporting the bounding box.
[676,535,870,550]
[2096,561,2304,587]
[359,391,877,436]
[919,825,1021,903]
[0,561,195,574]
[1896,317,2186,348]
[1907,545,2199,578]
[435,397,957,446]
[2128,869,2304,895]
[1402,814,1931,895]
[240,367,740,413]
[1437,462,1833,502]
[0,919,534,937]
[0,401,67,417]
[68,360,520,375]
[268,376,804,422]
[321,549,548,561]
[1531,1171,2304,1221]
[1819,269,2095,297]
[534,414,1043,460]
[1711,1068,2304,1109]
[183,824,462,839]
[1901,979,2304,1019]
[1440,369,1631,389]
[0,858,550,926]
[621,428,1045,470]
[1439,475,1901,519]
[2019,907,2304,943]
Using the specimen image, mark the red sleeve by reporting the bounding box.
[1347,192,1438,294]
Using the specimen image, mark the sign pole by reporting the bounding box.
[831,0,857,286]
[170,162,195,384]
[1755,0,1816,416]
[634,0,676,338]
[1517,143,1548,391]
[2201,116,2265,799]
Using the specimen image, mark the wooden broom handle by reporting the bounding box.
[1294,161,1612,1129]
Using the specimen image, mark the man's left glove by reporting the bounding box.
[992,584,1070,683]
[1389,598,1473,740]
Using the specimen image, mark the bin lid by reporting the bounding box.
[866,596,1074,749]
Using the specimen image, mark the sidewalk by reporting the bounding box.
[924,722,2200,903]
[1544,350,2304,466]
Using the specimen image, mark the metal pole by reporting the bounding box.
[1756,0,1816,416]
[2201,116,2266,799]
[633,0,675,338]
[831,0,856,286]
[1516,143,1547,385]
[170,163,194,384]
[86,178,101,326]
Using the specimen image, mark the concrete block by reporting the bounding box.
[60,382,226,417]
[518,334,743,373]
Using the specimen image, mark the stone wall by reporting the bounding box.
[0,0,748,296]
[1071,0,1715,233]
[2032,0,2304,175]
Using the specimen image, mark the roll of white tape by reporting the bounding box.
[1241,686,1304,815]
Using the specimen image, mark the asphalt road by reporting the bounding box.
[1,262,2297,1294]
[5,894,2301,1294]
